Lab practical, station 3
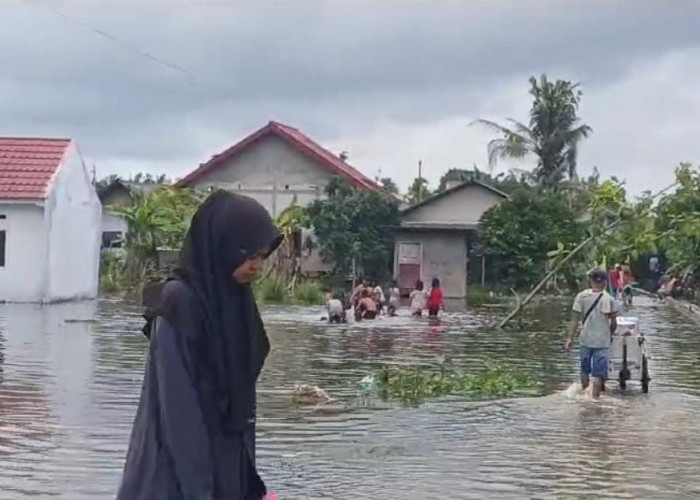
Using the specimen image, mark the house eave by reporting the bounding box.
[0,198,45,206]
[397,222,480,231]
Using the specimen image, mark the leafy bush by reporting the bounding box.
[305,177,400,280]
[99,250,126,294]
[110,186,204,285]
[294,280,325,305]
[255,274,288,303]
[479,187,585,287]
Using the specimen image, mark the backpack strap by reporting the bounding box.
[582,292,604,326]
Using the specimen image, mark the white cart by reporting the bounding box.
[607,316,651,393]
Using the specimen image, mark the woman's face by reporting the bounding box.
[232,247,269,283]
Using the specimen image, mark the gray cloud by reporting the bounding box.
[1,0,699,187]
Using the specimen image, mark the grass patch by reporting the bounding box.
[294,280,325,305]
[255,273,288,303]
[254,274,326,305]
[375,358,536,405]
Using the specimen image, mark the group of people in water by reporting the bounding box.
[325,277,445,323]
[608,263,635,305]
[657,272,697,301]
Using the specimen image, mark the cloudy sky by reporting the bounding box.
[2,0,699,194]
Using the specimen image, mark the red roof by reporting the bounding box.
[0,138,71,199]
[178,121,382,192]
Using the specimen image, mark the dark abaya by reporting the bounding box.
[117,191,281,500]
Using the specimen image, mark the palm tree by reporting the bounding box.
[474,75,592,187]
[405,177,431,204]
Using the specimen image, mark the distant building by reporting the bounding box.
[394,180,507,299]
[0,138,102,302]
[97,179,161,249]
[177,120,383,273]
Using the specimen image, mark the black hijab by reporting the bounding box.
[157,190,282,431]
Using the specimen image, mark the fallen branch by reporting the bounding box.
[497,228,612,329]
[497,182,677,329]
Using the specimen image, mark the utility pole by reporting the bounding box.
[418,160,424,201]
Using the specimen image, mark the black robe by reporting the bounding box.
[117,191,281,500]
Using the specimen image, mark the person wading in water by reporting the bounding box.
[565,268,618,399]
[117,191,282,500]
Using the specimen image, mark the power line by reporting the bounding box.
[21,0,196,86]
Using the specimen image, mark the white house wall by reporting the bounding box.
[0,204,46,302]
[45,143,102,302]
[402,185,503,226]
[189,135,330,217]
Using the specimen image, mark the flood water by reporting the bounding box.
[1,296,699,499]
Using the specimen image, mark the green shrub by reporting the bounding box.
[100,251,126,294]
[294,280,325,305]
[256,274,288,303]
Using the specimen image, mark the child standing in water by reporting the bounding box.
[427,278,444,317]
[372,281,386,315]
[326,292,346,324]
[409,280,428,317]
[387,280,400,316]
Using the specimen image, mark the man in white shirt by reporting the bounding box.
[565,268,618,399]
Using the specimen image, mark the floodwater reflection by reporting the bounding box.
[0,297,699,498]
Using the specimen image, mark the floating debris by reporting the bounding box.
[375,359,537,405]
[293,384,332,405]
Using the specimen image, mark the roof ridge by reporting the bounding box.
[0,137,72,142]
[179,121,382,193]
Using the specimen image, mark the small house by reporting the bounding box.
[394,180,507,298]
[97,179,161,249]
[0,138,102,302]
[177,120,384,273]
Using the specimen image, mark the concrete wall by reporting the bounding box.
[101,213,127,234]
[189,135,336,273]
[402,184,504,226]
[189,135,330,218]
[394,231,467,298]
[45,143,102,301]
[0,203,47,302]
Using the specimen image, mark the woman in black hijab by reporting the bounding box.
[117,190,282,500]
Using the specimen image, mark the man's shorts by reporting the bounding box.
[580,346,608,379]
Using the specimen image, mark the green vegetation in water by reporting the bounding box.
[255,274,288,303]
[100,251,128,294]
[375,359,537,405]
[254,274,325,305]
[294,280,325,305]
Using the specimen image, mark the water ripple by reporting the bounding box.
[0,297,698,498]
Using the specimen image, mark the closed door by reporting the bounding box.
[397,242,421,292]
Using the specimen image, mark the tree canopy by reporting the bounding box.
[405,177,431,204]
[475,74,592,187]
[305,177,400,279]
[479,186,585,287]
[378,177,400,195]
[655,163,700,279]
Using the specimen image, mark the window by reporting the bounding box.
[0,230,5,267]
[102,231,123,249]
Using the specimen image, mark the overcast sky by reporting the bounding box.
[2,0,699,194]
